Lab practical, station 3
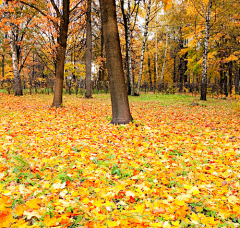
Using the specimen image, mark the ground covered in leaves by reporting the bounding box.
[0,93,240,228]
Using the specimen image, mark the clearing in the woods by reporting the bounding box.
[0,93,240,227]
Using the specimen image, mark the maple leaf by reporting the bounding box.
[43,215,59,227]
[23,210,41,220]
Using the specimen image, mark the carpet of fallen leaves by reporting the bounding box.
[0,93,240,228]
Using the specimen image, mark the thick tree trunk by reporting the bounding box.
[85,0,92,98]
[100,0,133,125]
[200,0,212,101]
[160,34,168,88]
[136,0,151,96]
[52,0,70,107]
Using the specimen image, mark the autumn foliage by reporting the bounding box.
[0,93,239,227]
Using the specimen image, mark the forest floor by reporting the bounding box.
[0,93,240,228]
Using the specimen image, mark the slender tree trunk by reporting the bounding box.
[235,64,240,94]
[200,0,212,101]
[8,31,23,96]
[155,18,158,88]
[154,58,156,93]
[220,67,224,96]
[33,52,37,94]
[100,0,133,125]
[228,61,233,96]
[5,1,23,96]
[99,23,105,82]
[120,0,131,95]
[126,24,134,95]
[224,71,228,97]
[136,0,151,96]
[52,0,70,107]
[192,72,195,96]
[160,34,168,89]
[173,55,176,83]
[126,0,134,95]
[85,0,92,98]
[148,55,152,91]
[2,55,4,78]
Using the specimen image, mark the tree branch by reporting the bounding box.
[19,1,59,30]
[70,0,83,14]
[49,0,62,19]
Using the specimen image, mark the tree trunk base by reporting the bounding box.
[85,94,93,99]
[110,118,133,125]
[14,91,23,96]
[51,103,62,108]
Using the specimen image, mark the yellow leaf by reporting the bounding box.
[106,220,120,227]
[228,195,239,204]
[14,205,27,217]
[72,191,79,197]
[93,199,102,208]
[134,204,145,213]
[43,215,58,226]
[183,185,192,190]
[190,213,199,221]
[26,198,41,209]
[188,186,200,195]
[175,194,191,202]
[175,199,185,206]
[172,220,180,226]
[151,222,163,227]
[82,197,90,204]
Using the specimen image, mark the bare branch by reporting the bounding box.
[70,0,83,14]
[49,0,62,19]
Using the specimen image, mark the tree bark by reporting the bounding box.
[148,55,152,91]
[160,34,168,89]
[2,55,4,78]
[52,0,70,107]
[126,0,134,95]
[85,0,92,98]
[200,0,212,101]
[136,0,151,96]
[100,0,133,125]
[5,1,23,96]
[98,22,105,82]
[228,61,233,96]
[235,64,240,94]
[220,66,224,96]
[155,18,158,89]
[120,0,132,95]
